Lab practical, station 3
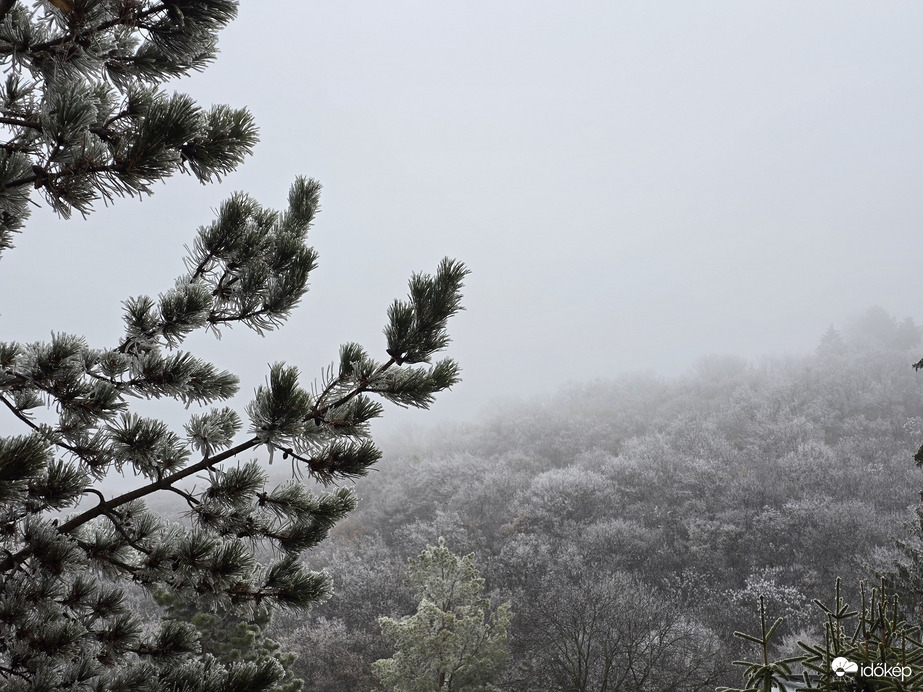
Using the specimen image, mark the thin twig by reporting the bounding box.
[311,357,396,419]
[0,393,83,456]
[164,485,199,509]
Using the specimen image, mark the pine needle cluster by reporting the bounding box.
[0,0,255,254]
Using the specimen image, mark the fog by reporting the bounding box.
[2,1,922,439]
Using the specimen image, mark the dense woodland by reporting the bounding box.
[213,307,918,691]
[137,307,923,690]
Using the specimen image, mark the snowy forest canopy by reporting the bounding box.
[149,306,923,691]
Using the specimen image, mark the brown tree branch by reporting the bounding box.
[56,435,262,535]
[0,3,168,56]
[0,435,263,574]
[0,115,39,130]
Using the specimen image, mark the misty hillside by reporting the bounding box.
[265,307,923,691]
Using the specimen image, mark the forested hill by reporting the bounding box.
[273,308,923,691]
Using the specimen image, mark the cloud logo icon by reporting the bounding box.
[831,657,858,677]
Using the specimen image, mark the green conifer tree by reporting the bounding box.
[0,3,468,690]
[156,590,303,692]
[720,583,923,692]
[373,539,512,692]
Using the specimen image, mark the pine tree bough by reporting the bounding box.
[0,3,469,690]
[0,0,254,254]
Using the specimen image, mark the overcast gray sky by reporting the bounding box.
[2,1,922,439]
